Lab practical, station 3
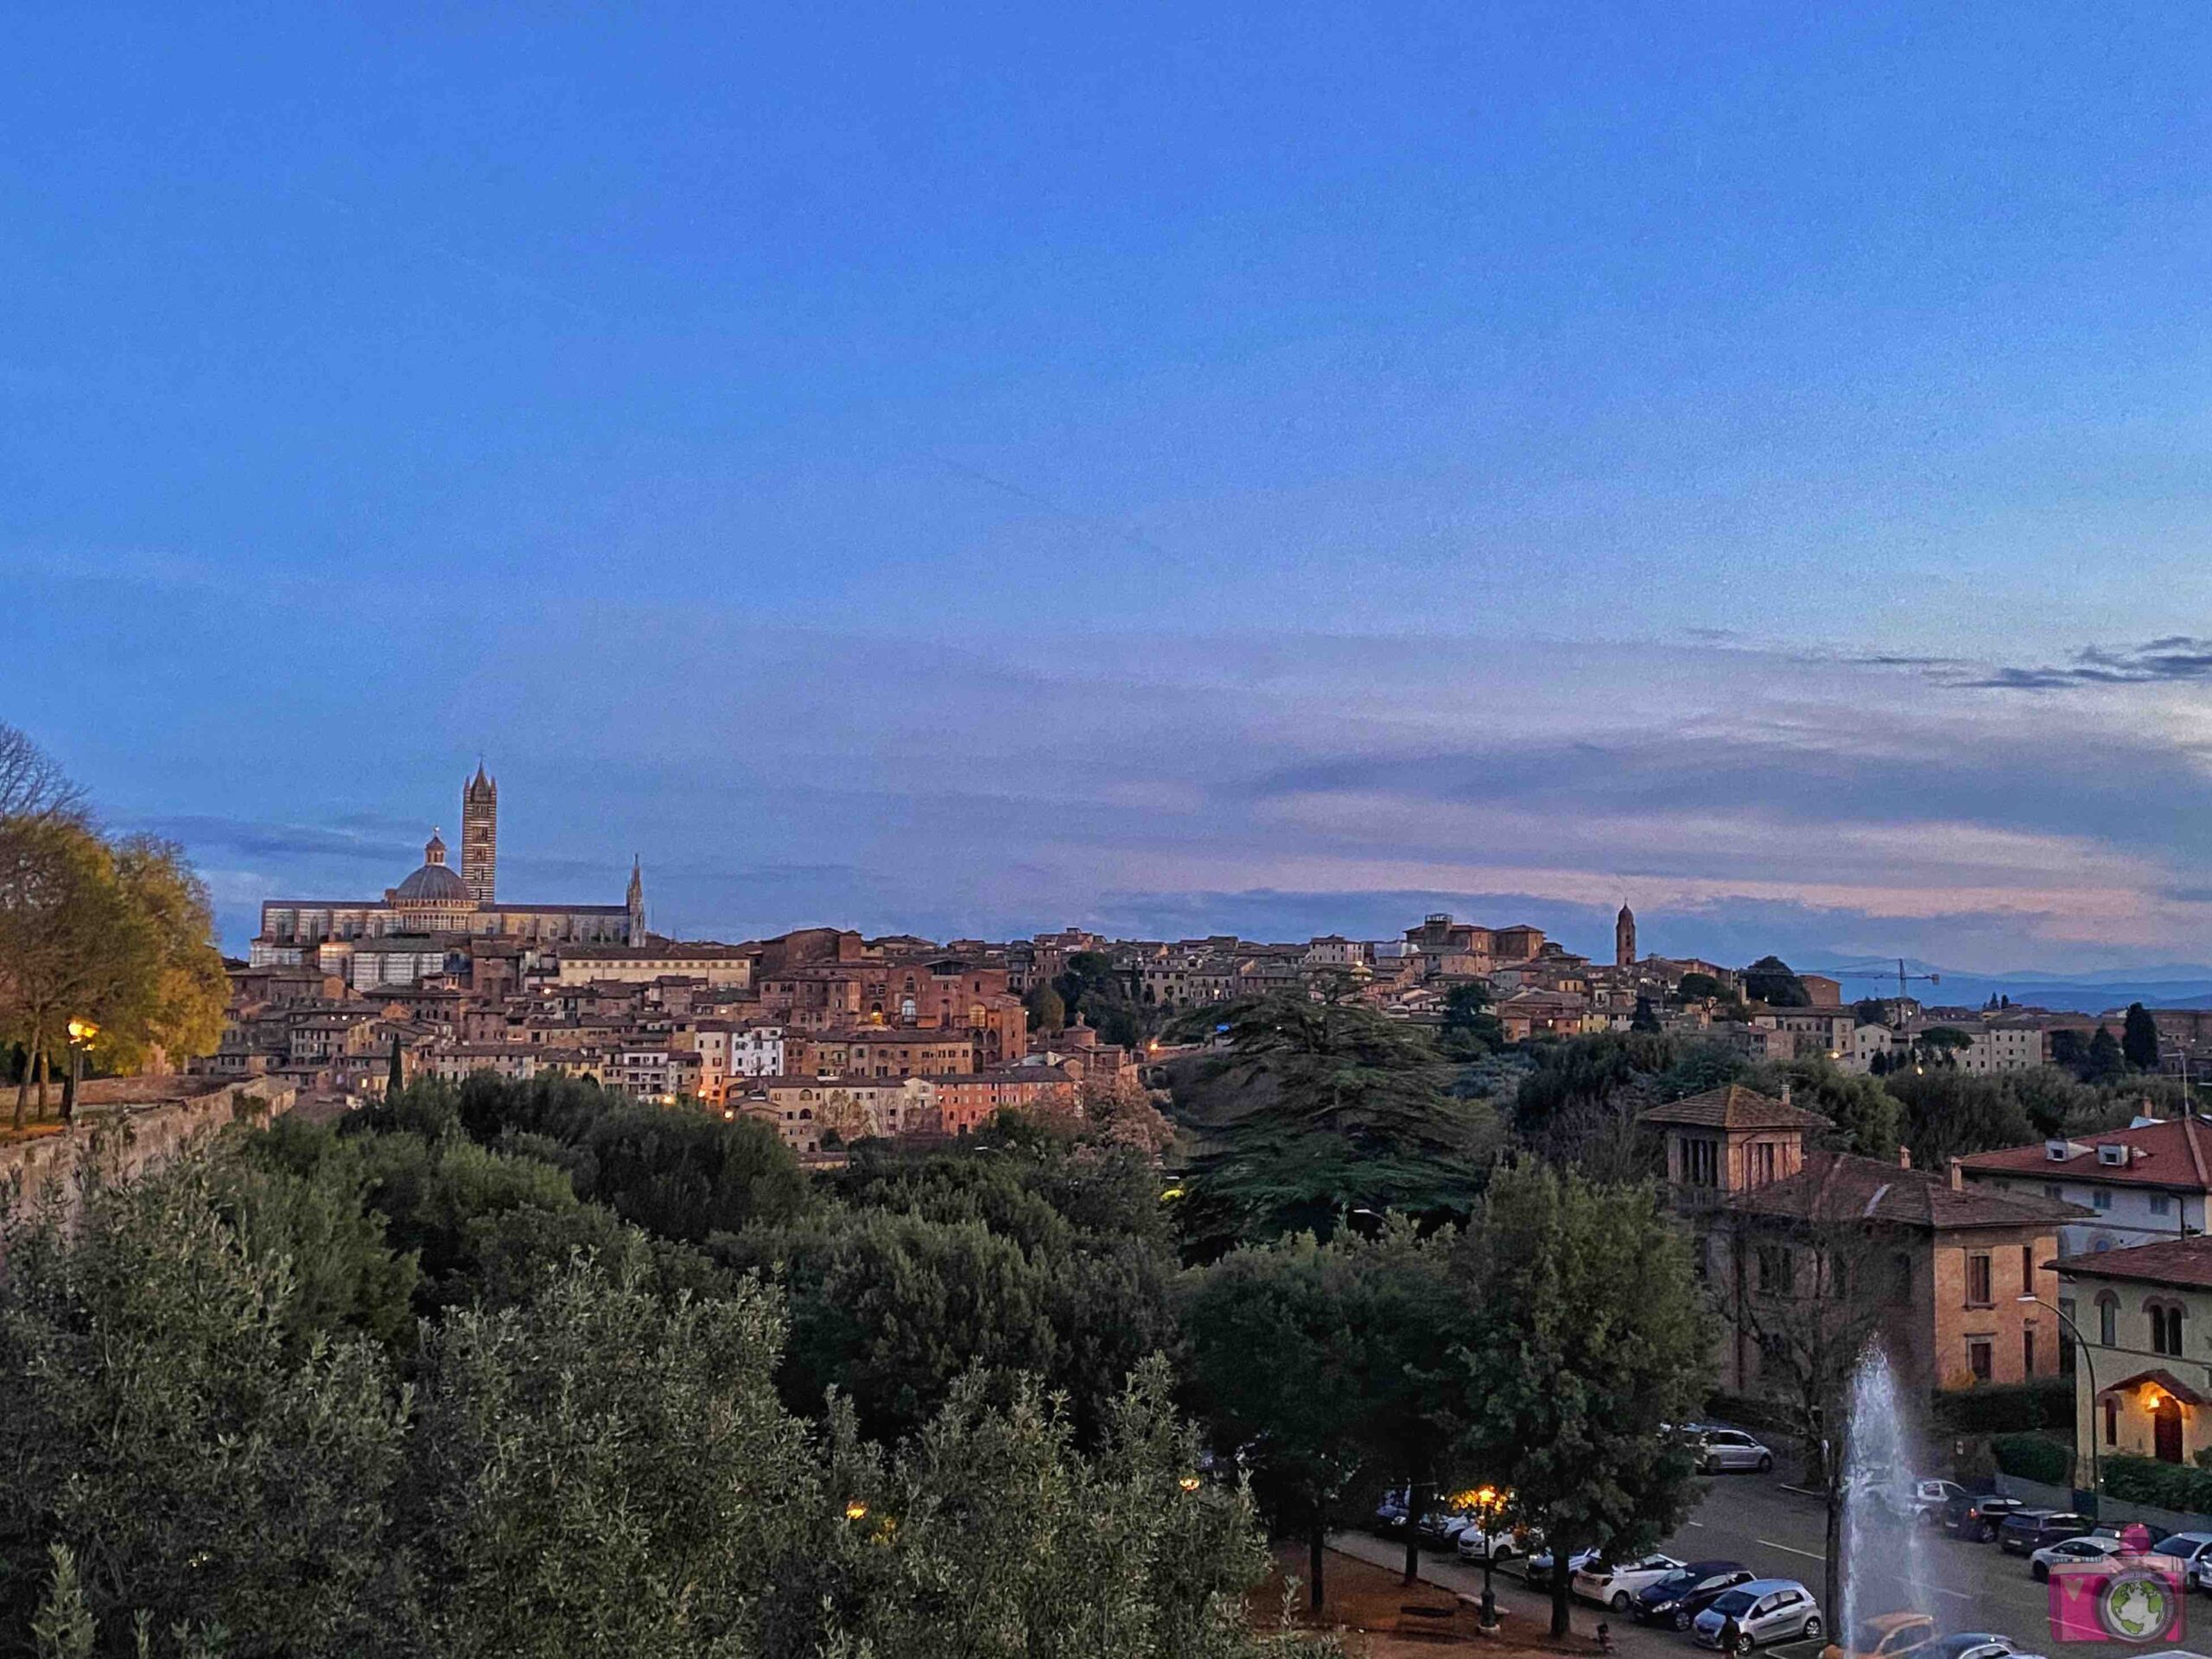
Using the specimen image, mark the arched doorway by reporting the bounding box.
[2155,1395,2184,1465]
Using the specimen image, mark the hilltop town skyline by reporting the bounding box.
[99,760,2212,1011]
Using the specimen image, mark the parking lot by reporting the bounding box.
[1335,1452,2159,1658]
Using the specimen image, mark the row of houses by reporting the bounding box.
[1653,1090,2212,1475]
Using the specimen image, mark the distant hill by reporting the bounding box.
[1811,958,2212,1016]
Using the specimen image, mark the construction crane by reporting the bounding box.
[1801,958,1942,1018]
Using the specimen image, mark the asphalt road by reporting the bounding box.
[1333,1462,2168,1658]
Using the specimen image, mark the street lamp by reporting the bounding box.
[1464,1484,1504,1630]
[63,1019,98,1126]
[2020,1293,2099,1501]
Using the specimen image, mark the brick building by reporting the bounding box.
[1643,1084,2087,1396]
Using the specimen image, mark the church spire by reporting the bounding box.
[626,855,645,945]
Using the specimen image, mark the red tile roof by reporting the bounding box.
[1726,1151,2091,1231]
[2055,1235,2212,1290]
[1957,1116,2212,1192]
[1637,1084,1833,1132]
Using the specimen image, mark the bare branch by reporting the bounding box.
[0,723,88,823]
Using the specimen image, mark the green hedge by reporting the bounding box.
[1705,1394,1800,1437]
[1929,1380,2075,1434]
[1993,1433,2072,1484]
[2102,1455,2212,1516]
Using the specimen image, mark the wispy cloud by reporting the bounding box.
[1885,636,2212,692]
[79,614,2212,972]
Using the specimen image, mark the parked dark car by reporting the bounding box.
[1634,1560,1756,1630]
[1370,1487,1411,1535]
[1998,1510,2092,1556]
[1943,1495,2027,1542]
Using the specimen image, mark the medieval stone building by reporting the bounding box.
[251,772,645,986]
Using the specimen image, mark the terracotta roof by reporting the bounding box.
[1957,1116,2212,1192]
[2098,1368,2211,1408]
[2056,1235,2212,1291]
[1637,1084,1834,1132]
[1726,1151,2093,1231]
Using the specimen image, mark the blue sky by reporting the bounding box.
[7,4,2211,969]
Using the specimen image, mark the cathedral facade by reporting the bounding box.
[251,770,645,981]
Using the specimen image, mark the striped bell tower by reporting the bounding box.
[461,763,497,905]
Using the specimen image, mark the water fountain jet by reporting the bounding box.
[1834,1344,1937,1653]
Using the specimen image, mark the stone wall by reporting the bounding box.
[0,1078,297,1228]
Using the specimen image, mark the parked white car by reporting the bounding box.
[1457,1526,1533,1563]
[1897,1478,1968,1524]
[2030,1534,2126,1582]
[1525,1545,1599,1586]
[1573,1553,1686,1611]
[1692,1579,1822,1648]
[2147,1529,2212,1589]
[1697,1427,1776,1474]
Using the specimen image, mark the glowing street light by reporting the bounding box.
[62,1018,99,1126]
[1178,1474,1201,1493]
[1457,1484,1507,1630]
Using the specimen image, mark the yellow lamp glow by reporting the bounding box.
[1178,1474,1201,1492]
[67,1019,99,1043]
[844,1500,869,1522]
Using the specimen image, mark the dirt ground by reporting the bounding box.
[1252,1545,1615,1658]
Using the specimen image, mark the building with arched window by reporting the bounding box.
[2057,1236,2212,1471]
[1645,1084,2088,1403]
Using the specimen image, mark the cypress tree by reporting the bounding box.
[2123,1002,2160,1072]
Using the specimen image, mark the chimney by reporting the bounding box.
[1948,1156,1964,1192]
[1898,1146,1913,1170]
[1780,1081,1793,1107]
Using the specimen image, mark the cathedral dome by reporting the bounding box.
[395,862,470,904]
[394,830,472,906]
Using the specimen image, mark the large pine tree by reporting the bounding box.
[1173,993,1498,1258]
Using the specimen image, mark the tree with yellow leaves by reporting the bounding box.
[0,734,226,1127]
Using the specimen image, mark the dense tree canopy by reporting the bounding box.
[723,1140,1180,1444]
[1179,1223,1465,1609]
[1440,981,1504,1058]
[366,1073,812,1243]
[1053,950,1150,1047]
[0,1141,1305,1659]
[1458,1161,1710,1636]
[1172,995,1499,1259]
[1741,955,1811,1007]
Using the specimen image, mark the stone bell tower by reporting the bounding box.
[461,763,497,906]
[1616,902,1636,968]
